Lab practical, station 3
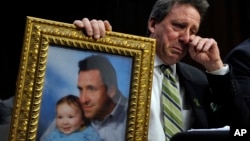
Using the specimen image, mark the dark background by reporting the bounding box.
[1,0,250,100]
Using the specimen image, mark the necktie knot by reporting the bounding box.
[160,64,169,73]
[160,65,176,83]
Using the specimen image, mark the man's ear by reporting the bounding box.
[107,85,116,98]
[148,18,156,33]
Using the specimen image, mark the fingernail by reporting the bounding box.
[94,34,100,39]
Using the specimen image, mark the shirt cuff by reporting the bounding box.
[207,64,229,75]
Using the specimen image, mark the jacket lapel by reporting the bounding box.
[176,63,209,128]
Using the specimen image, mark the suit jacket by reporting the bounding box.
[223,38,250,127]
[176,60,249,129]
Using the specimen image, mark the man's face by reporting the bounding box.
[149,4,201,65]
[77,69,115,120]
[56,103,84,135]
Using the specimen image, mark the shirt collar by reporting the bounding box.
[92,94,128,126]
[154,54,177,75]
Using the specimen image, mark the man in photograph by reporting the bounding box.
[40,54,128,141]
[77,54,128,141]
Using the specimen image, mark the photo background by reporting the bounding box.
[37,45,133,139]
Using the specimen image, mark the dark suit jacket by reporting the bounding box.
[223,38,250,128]
[176,58,249,129]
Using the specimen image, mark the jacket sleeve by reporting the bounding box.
[206,66,250,128]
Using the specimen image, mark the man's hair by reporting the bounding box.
[146,0,209,35]
[78,54,118,90]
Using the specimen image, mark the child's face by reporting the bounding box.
[56,103,84,134]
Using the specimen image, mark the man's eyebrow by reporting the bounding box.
[77,86,82,90]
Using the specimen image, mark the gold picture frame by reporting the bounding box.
[9,16,156,141]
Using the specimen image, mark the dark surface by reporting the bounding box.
[170,130,246,141]
[2,0,250,100]
[171,130,230,141]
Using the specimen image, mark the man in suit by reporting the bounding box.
[73,0,247,140]
[224,38,250,128]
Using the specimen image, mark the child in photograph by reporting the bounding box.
[43,94,102,141]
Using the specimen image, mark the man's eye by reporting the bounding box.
[88,86,96,91]
[77,86,82,92]
[174,23,185,29]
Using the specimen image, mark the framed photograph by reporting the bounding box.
[9,16,156,141]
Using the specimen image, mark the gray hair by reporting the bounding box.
[149,0,209,23]
[146,0,209,36]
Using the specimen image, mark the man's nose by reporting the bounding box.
[80,91,89,103]
[179,31,190,44]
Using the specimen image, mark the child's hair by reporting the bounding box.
[56,94,90,126]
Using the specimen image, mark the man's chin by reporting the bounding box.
[171,53,185,62]
[84,113,93,119]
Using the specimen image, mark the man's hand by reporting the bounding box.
[73,18,112,39]
[188,35,224,72]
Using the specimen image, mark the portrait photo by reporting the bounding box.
[37,45,133,140]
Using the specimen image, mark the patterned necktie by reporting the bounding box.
[160,65,183,141]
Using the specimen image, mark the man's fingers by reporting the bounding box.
[98,20,106,37]
[73,20,84,28]
[195,38,216,52]
[73,18,111,39]
[196,39,207,51]
[104,20,112,31]
[90,19,100,39]
[189,36,215,52]
[73,18,93,36]
[202,39,216,51]
[82,18,93,36]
